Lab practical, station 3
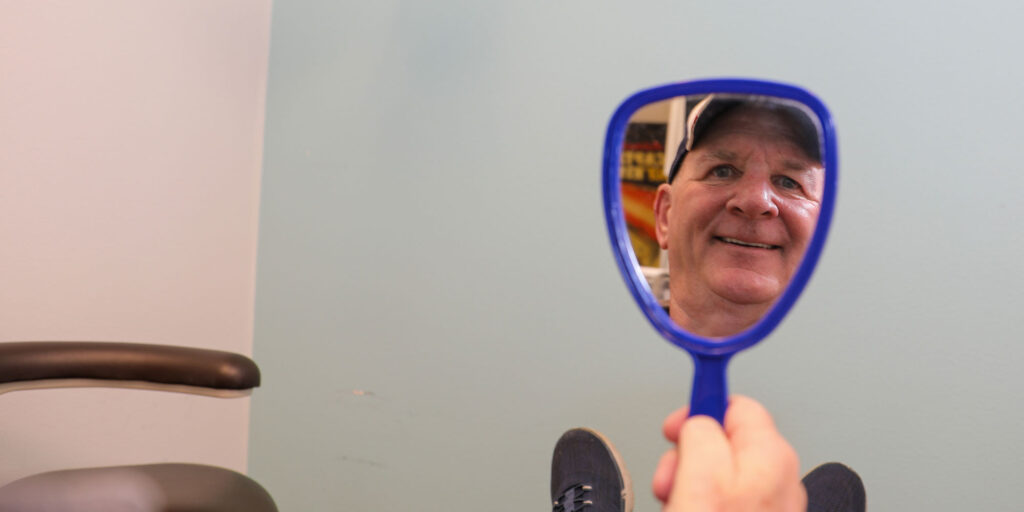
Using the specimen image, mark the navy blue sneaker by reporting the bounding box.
[550,428,633,512]
[802,462,866,512]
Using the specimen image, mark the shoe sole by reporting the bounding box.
[576,427,634,512]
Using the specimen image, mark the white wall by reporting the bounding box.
[0,1,270,482]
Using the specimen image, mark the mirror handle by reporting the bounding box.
[689,353,732,424]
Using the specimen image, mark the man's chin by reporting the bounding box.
[708,270,782,305]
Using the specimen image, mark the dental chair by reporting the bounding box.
[0,342,277,512]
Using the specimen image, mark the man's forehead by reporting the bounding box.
[694,141,823,172]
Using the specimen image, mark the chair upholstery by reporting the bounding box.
[0,341,276,511]
[0,463,277,512]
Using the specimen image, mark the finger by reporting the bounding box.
[652,449,677,503]
[725,396,803,505]
[668,415,733,510]
[662,406,689,443]
[723,395,778,448]
[783,474,808,512]
[723,396,789,475]
[736,432,801,491]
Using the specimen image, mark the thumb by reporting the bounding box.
[667,415,733,511]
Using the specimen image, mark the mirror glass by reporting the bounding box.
[618,93,826,340]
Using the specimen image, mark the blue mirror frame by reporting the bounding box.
[602,78,838,421]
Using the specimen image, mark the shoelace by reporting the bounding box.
[553,483,593,512]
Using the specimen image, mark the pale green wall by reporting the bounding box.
[251,2,1024,510]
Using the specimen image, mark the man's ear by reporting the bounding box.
[653,183,672,250]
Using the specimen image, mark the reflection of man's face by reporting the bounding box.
[653,106,823,336]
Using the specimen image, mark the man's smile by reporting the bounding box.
[713,236,781,250]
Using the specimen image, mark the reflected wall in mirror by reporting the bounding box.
[619,93,825,339]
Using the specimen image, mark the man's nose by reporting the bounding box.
[726,176,778,218]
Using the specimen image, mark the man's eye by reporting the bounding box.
[773,175,803,191]
[707,165,738,180]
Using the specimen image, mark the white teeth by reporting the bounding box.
[721,237,774,249]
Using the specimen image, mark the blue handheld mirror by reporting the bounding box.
[603,79,837,423]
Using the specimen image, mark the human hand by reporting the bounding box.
[652,396,805,512]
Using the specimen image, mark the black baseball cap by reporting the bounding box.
[665,95,822,183]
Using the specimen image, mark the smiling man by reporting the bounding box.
[653,96,824,337]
